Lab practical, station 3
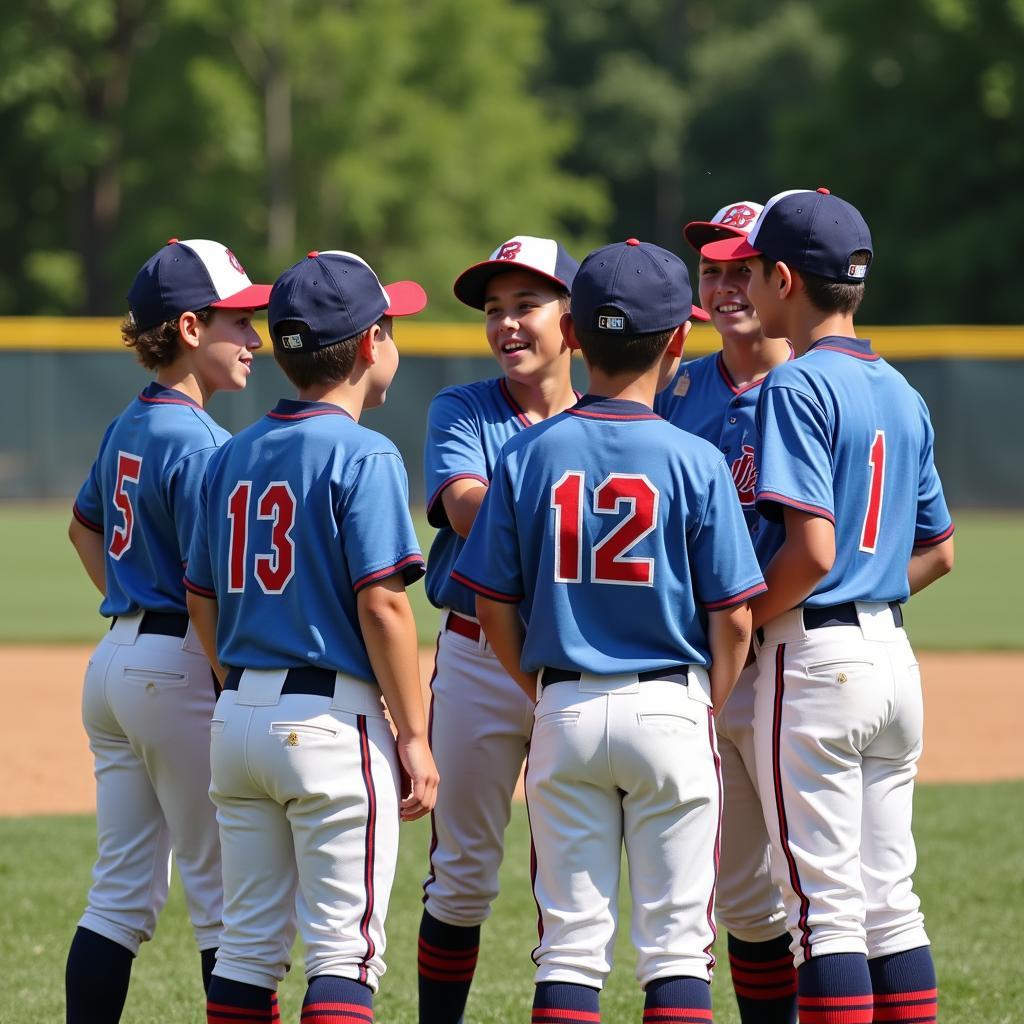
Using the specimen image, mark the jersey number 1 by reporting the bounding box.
[551,471,659,586]
[859,430,885,554]
[109,451,142,560]
[226,481,296,594]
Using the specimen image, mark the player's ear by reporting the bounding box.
[177,311,202,351]
[776,262,795,299]
[561,312,581,351]
[357,323,380,365]
[667,321,690,358]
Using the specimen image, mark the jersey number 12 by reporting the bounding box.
[226,481,296,594]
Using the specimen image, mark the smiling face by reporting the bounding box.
[698,256,765,342]
[193,308,263,394]
[483,269,569,384]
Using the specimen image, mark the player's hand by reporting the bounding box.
[396,734,439,821]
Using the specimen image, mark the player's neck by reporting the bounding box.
[503,372,577,422]
[789,311,858,356]
[585,365,660,409]
[156,368,206,407]
[720,334,792,387]
[295,381,366,421]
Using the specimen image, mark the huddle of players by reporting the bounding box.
[67,188,954,1024]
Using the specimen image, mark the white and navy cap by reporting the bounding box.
[453,235,579,310]
[269,250,427,352]
[127,238,271,331]
[683,200,765,253]
[701,188,873,283]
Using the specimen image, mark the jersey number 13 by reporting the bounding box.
[226,481,296,594]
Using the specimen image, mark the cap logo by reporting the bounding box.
[496,241,523,261]
[225,248,246,275]
[598,314,625,331]
[848,263,868,279]
[280,333,304,349]
[720,204,758,229]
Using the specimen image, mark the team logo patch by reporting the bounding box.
[720,204,758,229]
[280,333,304,350]
[496,241,522,261]
[730,444,758,506]
[225,248,246,275]
[848,263,867,279]
[598,314,625,331]
[673,372,691,397]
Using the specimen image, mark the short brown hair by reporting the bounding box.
[574,310,674,375]
[121,308,214,370]
[272,320,376,390]
[758,252,868,316]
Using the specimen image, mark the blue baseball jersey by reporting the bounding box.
[424,377,547,616]
[184,399,424,682]
[656,351,789,565]
[452,395,766,675]
[755,336,954,606]
[73,382,229,618]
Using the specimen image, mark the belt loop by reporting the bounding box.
[107,611,143,646]
[234,668,286,706]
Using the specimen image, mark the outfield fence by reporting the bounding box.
[1,320,1020,506]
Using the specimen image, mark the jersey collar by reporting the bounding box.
[806,336,879,361]
[138,381,201,408]
[566,395,660,421]
[267,399,354,421]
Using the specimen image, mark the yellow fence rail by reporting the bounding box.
[0,318,1022,359]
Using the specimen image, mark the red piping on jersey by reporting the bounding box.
[756,491,836,525]
[356,714,377,986]
[499,378,533,428]
[427,473,489,518]
[138,390,200,408]
[704,581,768,611]
[450,569,522,604]
[914,522,955,548]
[266,406,352,421]
[716,353,765,397]
[771,644,814,961]
[183,576,216,599]
[352,553,425,592]
[703,705,722,970]
[72,502,103,534]
[810,343,880,361]
[565,407,660,421]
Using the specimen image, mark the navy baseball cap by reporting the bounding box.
[683,200,764,253]
[701,188,873,283]
[269,250,427,351]
[127,238,271,331]
[570,238,709,335]
[453,235,578,310]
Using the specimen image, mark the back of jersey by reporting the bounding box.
[453,396,765,675]
[185,400,424,681]
[756,338,953,606]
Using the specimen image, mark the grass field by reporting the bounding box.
[0,503,1021,649]
[3,781,1021,1023]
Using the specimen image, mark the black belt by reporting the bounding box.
[541,665,690,687]
[223,665,339,697]
[803,600,903,630]
[111,611,190,638]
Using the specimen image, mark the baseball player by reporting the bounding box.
[65,239,270,1023]
[703,189,955,1024]
[656,201,797,1023]
[184,250,438,1024]
[418,236,580,1024]
[453,239,765,1022]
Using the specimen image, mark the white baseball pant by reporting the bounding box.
[209,668,400,993]
[753,602,930,968]
[526,669,721,990]
[78,612,222,954]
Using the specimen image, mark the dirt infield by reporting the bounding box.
[1,646,1020,816]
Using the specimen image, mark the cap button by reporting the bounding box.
[307,250,320,258]
[816,187,831,195]
[625,237,640,246]
[166,237,179,245]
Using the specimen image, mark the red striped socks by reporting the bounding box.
[797,952,873,1023]
[417,910,480,1023]
[642,976,713,1023]
[727,933,797,1022]
[301,974,374,1023]
[532,981,602,1022]
[206,978,280,1023]
[868,947,937,1023]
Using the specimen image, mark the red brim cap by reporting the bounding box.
[700,236,762,263]
[683,220,748,253]
[210,283,273,310]
[691,304,711,322]
[384,280,428,317]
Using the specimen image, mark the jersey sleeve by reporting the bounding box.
[755,383,836,525]
[167,445,221,567]
[183,473,216,598]
[424,389,490,529]
[689,457,767,609]
[341,452,425,592]
[913,397,954,547]
[72,421,115,533]
[451,455,523,604]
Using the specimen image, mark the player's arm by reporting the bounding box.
[749,507,836,629]
[475,596,537,702]
[185,591,227,685]
[358,575,439,821]
[68,516,106,595]
[908,536,954,595]
[707,603,753,710]
[441,478,489,539]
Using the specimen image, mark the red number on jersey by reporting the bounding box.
[859,430,886,554]
[109,452,143,560]
[226,481,297,594]
[550,471,659,586]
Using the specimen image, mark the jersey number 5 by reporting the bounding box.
[859,430,885,554]
[109,451,143,560]
[226,481,296,594]
[551,471,659,586]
